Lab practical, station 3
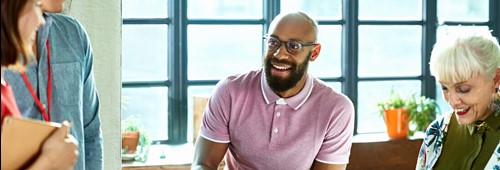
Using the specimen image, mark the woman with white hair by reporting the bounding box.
[416,29,500,169]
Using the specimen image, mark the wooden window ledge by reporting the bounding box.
[122,134,424,170]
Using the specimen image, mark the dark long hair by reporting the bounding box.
[1,0,33,68]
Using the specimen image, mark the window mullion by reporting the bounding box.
[421,0,437,99]
[342,0,359,135]
[489,0,500,38]
[167,0,188,144]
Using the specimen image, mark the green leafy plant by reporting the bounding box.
[122,116,139,132]
[377,88,406,116]
[406,93,440,136]
[121,115,150,162]
[376,89,441,136]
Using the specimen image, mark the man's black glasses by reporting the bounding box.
[263,35,318,55]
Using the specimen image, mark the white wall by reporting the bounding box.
[65,0,121,169]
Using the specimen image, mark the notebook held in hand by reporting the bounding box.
[1,116,61,170]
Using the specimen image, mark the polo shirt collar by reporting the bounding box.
[260,69,313,110]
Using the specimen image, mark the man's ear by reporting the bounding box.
[309,44,321,61]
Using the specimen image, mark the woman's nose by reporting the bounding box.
[447,92,462,107]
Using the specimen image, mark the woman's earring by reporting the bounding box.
[489,88,500,116]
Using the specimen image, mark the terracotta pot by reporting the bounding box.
[122,131,139,154]
[383,108,409,139]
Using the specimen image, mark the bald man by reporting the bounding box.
[192,11,354,170]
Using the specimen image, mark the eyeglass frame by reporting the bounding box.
[262,35,318,55]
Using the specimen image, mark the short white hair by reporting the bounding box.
[429,28,500,83]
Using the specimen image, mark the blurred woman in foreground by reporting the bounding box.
[1,0,78,169]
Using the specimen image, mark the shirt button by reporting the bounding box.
[273,128,279,133]
[276,112,281,117]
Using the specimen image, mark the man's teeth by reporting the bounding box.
[455,108,466,112]
[273,65,289,70]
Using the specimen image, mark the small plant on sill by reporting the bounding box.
[406,93,441,136]
[122,115,151,162]
[376,88,441,138]
[377,88,406,116]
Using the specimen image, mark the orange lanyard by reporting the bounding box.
[20,39,52,122]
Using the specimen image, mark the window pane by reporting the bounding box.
[359,0,422,20]
[122,25,168,81]
[358,26,421,77]
[436,26,490,41]
[187,86,216,143]
[280,0,342,20]
[325,82,342,92]
[122,0,168,18]
[188,0,262,19]
[309,25,342,78]
[357,80,421,134]
[188,25,262,80]
[438,0,488,22]
[122,87,169,141]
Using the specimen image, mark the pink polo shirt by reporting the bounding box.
[200,69,355,169]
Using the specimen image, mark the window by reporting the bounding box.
[357,0,424,133]
[121,0,500,144]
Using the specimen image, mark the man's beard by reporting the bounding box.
[264,52,310,93]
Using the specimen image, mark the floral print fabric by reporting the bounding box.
[416,112,500,170]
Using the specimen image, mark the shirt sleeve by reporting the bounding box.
[79,20,103,169]
[199,78,232,143]
[315,96,355,164]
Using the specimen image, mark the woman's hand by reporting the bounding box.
[28,121,79,170]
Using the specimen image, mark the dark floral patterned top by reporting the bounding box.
[416,112,500,170]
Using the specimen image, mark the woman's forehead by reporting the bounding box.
[439,74,491,86]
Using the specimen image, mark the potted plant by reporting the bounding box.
[377,89,442,139]
[377,89,410,139]
[405,93,441,136]
[121,115,150,162]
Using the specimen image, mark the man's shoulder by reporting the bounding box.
[214,69,262,96]
[46,13,85,31]
[224,69,262,85]
[47,13,79,23]
[312,78,352,105]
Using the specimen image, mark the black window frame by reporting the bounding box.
[121,0,500,144]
